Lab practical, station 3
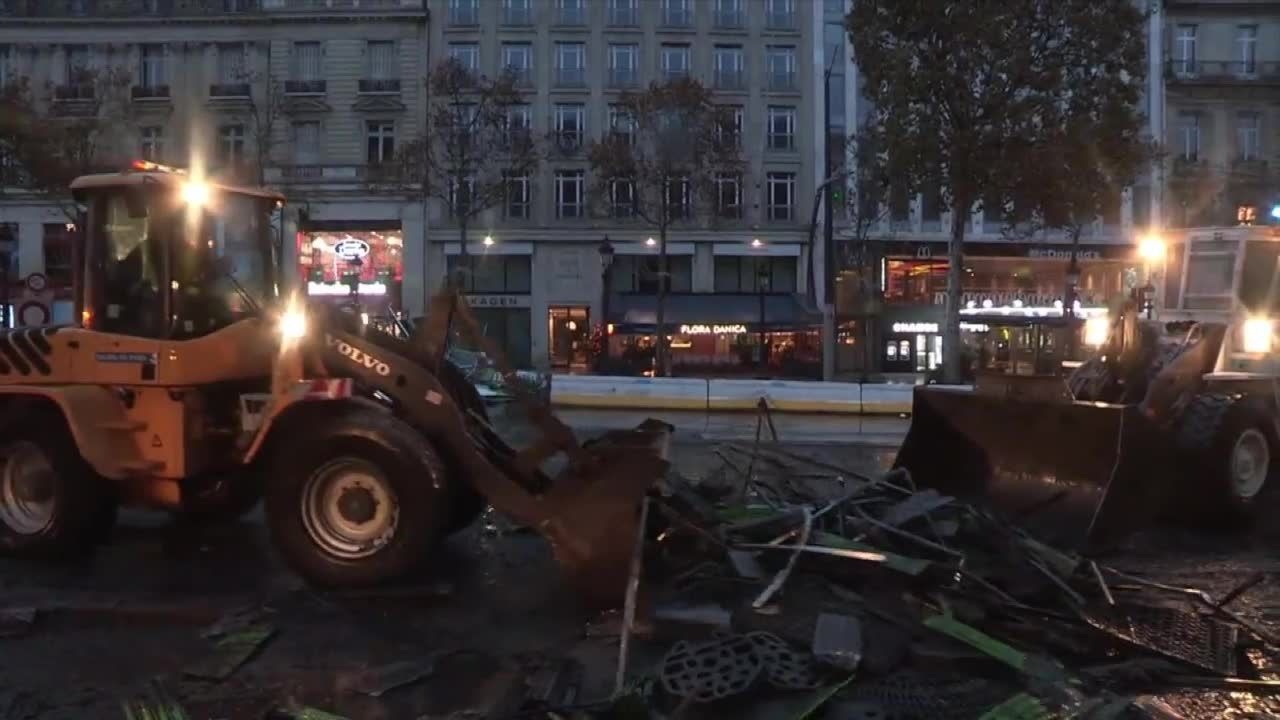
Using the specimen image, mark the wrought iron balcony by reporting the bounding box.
[358,78,401,94]
[131,85,171,100]
[54,84,95,101]
[285,79,326,94]
[1165,59,1280,83]
[210,82,251,98]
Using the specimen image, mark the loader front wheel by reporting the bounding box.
[267,409,451,587]
[1180,395,1275,519]
[0,413,110,557]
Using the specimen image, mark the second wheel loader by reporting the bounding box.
[0,163,669,605]
[897,226,1280,549]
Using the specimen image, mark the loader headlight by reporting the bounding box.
[1084,316,1110,348]
[1243,317,1274,354]
[280,306,308,342]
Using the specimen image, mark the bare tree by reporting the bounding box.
[586,78,742,376]
[396,59,540,289]
[0,67,132,220]
[238,71,287,187]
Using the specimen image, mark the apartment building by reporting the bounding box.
[1163,0,1280,229]
[428,0,824,373]
[0,0,429,325]
[826,0,1166,377]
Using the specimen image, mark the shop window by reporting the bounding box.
[42,223,74,292]
[446,254,531,294]
[611,254,692,293]
[883,259,947,303]
[714,256,797,293]
[470,307,532,368]
[299,230,404,310]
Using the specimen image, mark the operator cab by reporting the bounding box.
[69,161,284,341]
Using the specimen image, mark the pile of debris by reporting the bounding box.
[609,438,1280,719]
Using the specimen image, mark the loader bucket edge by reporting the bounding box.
[892,385,1170,551]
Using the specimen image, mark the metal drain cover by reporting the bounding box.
[659,636,763,702]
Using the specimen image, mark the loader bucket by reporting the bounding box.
[893,385,1169,551]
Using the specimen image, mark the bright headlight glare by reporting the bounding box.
[280,308,307,341]
[182,181,210,207]
[1242,317,1274,354]
[1084,316,1111,348]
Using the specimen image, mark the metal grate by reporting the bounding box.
[1078,603,1239,676]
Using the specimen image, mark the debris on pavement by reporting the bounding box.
[0,606,36,638]
[183,622,276,681]
[351,656,439,697]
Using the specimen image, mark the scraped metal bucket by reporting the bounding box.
[893,384,1169,551]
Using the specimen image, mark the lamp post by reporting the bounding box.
[597,236,615,371]
[1063,256,1081,359]
[758,265,770,373]
[1137,233,1166,319]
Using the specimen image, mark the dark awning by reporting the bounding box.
[608,293,821,333]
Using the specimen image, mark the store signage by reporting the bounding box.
[891,322,938,334]
[679,324,747,335]
[960,322,990,332]
[468,294,531,308]
[933,291,1065,308]
[1027,248,1102,260]
[334,238,371,261]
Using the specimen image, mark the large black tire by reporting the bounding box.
[1177,393,1275,521]
[266,408,452,587]
[0,409,114,558]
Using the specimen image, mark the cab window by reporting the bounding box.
[97,191,164,337]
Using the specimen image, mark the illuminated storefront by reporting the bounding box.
[297,226,404,314]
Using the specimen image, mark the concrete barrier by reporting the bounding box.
[859,383,917,415]
[707,378,863,414]
[550,375,709,410]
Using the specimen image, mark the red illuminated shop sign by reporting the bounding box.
[298,230,403,307]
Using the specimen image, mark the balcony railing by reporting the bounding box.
[54,84,95,101]
[262,0,422,9]
[501,5,530,25]
[1166,59,1280,82]
[663,68,690,82]
[504,68,532,87]
[714,69,744,90]
[767,72,797,91]
[714,10,744,29]
[556,67,586,88]
[266,164,402,184]
[608,68,638,87]
[131,84,170,100]
[285,79,326,94]
[607,6,636,25]
[210,82,251,98]
[765,10,796,30]
[358,78,401,93]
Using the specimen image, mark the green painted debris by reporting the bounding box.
[284,707,349,720]
[923,615,1068,683]
[812,531,932,576]
[978,692,1055,720]
[790,673,858,720]
[183,622,275,681]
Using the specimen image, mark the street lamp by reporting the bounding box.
[1136,232,1166,319]
[597,236,615,371]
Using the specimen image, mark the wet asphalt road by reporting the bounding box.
[1,413,1279,718]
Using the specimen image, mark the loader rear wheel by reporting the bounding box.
[267,409,451,587]
[0,413,111,557]
[1179,394,1275,520]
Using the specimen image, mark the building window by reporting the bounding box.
[767,172,795,221]
[0,224,18,294]
[557,0,585,25]
[447,255,532,294]
[140,126,163,161]
[609,44,639,87]
[448,177,475,218]
[0,46,9,89]
[363,41,399,93]
[139,44,166,89]
[1174,24,1197,76]
[502,43,533,86]
[42,224,74,291]
[715,105,743,149]
[610,179,635,218]
[1179,112,1200,161]
[662,44,690,82]
[65,44,90,86]
[766,0,795,29]
[555,170,585,218]
[216,43,245,84]
[767,106,795,151]
[367,121,395,164]
[662,0,692,27]
[613,255,693,293]
[766,46,797,91]
[666,177,691,219]
[556,42,586,87]
[293,121,320,165]
[714,0,744,28]
[713,46,744,90]
[714,256,797,293]
[554,103,585,151]
[218,124,245,166]
[1238,25,1257,76]
[290,42,323,82]
[501,0,531,25]
[608,0,637,26]
[715,173,742,219]
[505,173,531,219]
[1238,112,1260,161]
[448,43,479,74]
[609,105,636,146]
[505,104,532,148]
[448,0,478,25]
